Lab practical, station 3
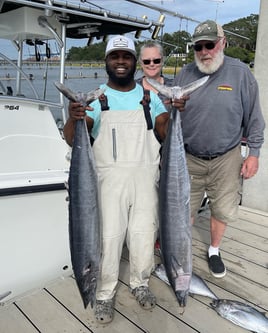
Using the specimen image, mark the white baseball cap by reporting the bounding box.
[105,35,137,58]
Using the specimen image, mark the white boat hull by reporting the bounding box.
[0,98,72,304]
[0,189,72,304]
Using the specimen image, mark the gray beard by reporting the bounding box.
[195,52,224,74]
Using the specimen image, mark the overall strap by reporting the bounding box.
[99,93,110,111]
[98,90,153,130]
[140,89,153,130]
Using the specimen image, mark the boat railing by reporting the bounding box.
[0,52,39,98]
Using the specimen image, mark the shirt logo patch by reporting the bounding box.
[217,85,233,91]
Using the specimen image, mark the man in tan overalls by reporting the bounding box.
[64,35,186,324]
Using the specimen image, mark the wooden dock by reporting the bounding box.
[1,206,267,333]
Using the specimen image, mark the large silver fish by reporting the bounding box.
[154,264,218,300]
[211,299,268,333]
[153,76,209,308]
[55,82,104,308]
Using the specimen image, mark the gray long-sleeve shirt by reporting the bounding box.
[174,56,265,157]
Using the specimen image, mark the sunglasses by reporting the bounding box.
[142,58,162,65]
[193,41,218,52]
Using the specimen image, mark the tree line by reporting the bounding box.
[66,14,258,66]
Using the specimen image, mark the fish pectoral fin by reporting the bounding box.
[83,262,93,275]
[170,255,183,278]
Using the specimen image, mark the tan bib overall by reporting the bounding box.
[93,109,161,300]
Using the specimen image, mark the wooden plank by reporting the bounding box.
[198,207,268,237]
[230,219,268,239]
[199,205,268,226]
[192,226,268,267]
[0,207,266,333]
[192,254,268,310]
[46,277,145,332]
[195,210,268,258]
[152,265,267,327]
[239,206,268,225]
[0,304,38,333]
[192,237,268,288]
[15,288,94,333]
[115,282,196,333]
[119,258,246,333]
[47,273,196,332]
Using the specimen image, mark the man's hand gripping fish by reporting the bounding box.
[146,76,209,311]
[55,82,104,309]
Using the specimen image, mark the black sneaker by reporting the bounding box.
[208,253,226,278]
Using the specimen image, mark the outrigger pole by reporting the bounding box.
[125,0,250,40]
[125,0,199,22]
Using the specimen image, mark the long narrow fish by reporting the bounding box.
[152,76,209,308]
[154,264,218,300]
[146,76,209,99]
[55,82,104,309]
[211,299,268,333]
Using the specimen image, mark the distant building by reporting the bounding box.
[170,53,187,62]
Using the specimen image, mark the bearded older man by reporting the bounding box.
[173,20,265,278]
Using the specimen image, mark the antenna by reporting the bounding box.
[204,0,224,21]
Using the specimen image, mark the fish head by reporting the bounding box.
[168,256,191,307]
[175,289,189,307]
[211,299,232,317]
[77,266,99,309]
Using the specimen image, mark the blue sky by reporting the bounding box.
[96,0,260,31]
[0,0,260,59]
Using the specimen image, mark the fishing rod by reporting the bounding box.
[125,0,199,23]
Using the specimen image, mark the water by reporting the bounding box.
[0,63,171,120]
[0,63,108,120]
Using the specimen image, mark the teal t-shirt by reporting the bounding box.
[86,83,167,139]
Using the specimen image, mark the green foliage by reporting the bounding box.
[66,14,259,64]
[224,47,255,63]
[66,42,107,61]
[223,14,258,51]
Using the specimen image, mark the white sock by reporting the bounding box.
[208,245,219,258]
